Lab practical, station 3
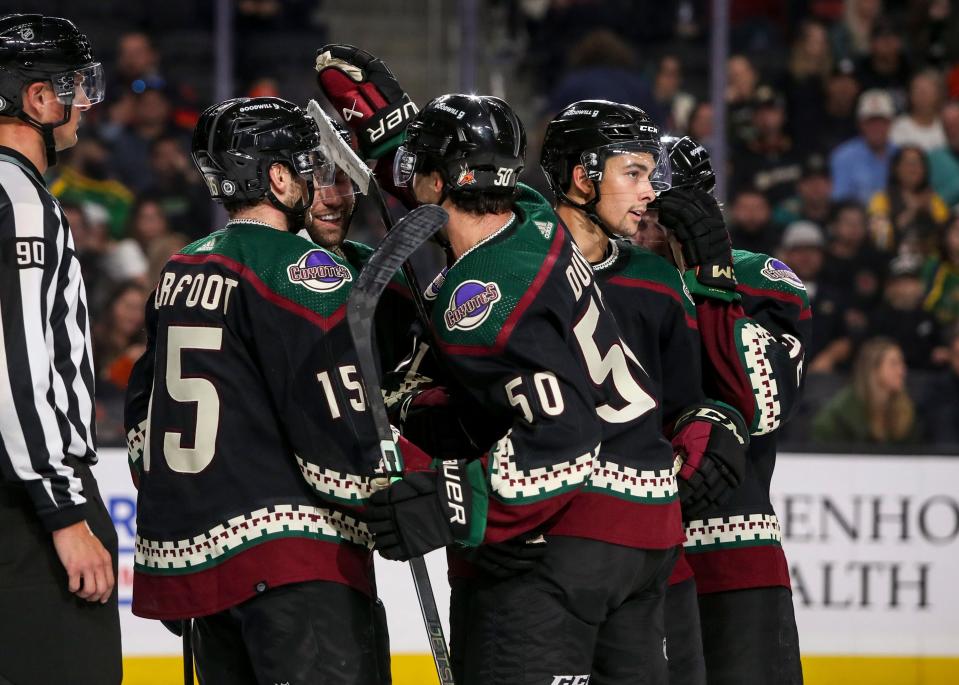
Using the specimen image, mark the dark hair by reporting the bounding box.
[223,198,264,215]
[447,189,519,216]
[829,199,866,223]
[889,145,930,192]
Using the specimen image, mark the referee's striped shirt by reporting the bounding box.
[0,146,96,532]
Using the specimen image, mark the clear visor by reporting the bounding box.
[315,168,359,201]
[291,148,331,179]
[393,145,418,187]
[586,140,672,195]
[50,63,105,108]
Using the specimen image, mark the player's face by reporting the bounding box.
[412,171,443,205]
[308,169,356,249]
[594,152,657,238]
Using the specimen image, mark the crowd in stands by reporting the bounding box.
[36,0,959,451]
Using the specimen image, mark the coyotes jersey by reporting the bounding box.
[124,223,386,620]
[432,185,682,550]
[683,249,811,594]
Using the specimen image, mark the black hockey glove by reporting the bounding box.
[315,44,417,159]
[468,534,547,579]
[367,460,484,561]
[392,386,484,461]
[656,187,738,301]
[672,402,749,519]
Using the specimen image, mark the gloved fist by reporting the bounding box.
[395,386,483,461]
[672,402,749,519]
[656,187,737,297]
[315,44,417,159]
[367,460,483,560]
[469,534,547,579]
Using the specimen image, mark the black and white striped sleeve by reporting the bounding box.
[0,160,95,531]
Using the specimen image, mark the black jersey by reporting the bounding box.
[430,185,682,550]
[124,223,387,620]
[684,250,812,594]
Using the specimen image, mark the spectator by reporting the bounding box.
[779,221,855,372]
[60,201,109,312]
[831,0,883,61]
[49,136,134,240]
[142,134,213,240]
[102,197,172,287]
[774,153,834,226]
[921,213,959,329]
[867,145,950,254]
[820,200,886,312]
[812,337,919,445]
[727,54,760,146]
[785,19,834,150]
[728,187,780,255]
[811,60,862,154]
[830,88,897,204]
[927,102,959,207]
[855,18,912,110]
[865,254,945,369]
[890,69,947,151]
[107,87,184,192]
[652,55,695,132]
[111,32,164,95]
[686,101,714,146]
[545,30,659,119]
[731,85,803,205]
[919,324,959,445]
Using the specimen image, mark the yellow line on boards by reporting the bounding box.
[120,654,959,684]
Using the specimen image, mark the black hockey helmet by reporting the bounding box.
[0,14,103,165]
[663,134,715,194]
[192,97,321,229]
[393,94,526,198]
[541,100,670,236]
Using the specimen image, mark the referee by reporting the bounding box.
[0,14,121,685]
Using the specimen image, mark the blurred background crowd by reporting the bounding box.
[13,0,959,453]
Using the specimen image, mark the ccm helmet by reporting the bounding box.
[663,135,715,194]
[191,97,321,230]
[542,99,670,236]
[0,14,103,165]
[394,94,526,201]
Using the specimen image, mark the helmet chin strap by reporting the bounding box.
[267,177,316,233]
[556,180,620,241]
[17,98,73,167]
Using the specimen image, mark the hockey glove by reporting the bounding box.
[367,460,486,561]
[469,534,547,579]
[394,386,484,461]
[315,44,418,159]
[672,402,749,519]
[656,187,739,301]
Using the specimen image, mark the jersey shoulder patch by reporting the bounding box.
[733,249,811,308]
[180,223,358,319]
[433,210,566,350]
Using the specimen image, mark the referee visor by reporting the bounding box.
[49,63,105,108]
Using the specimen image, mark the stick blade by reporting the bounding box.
[306,99,372,195]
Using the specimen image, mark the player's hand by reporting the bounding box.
[656,187,737,296]
[469,534,547,579]
[671,402,749,519]
[51,520,115,603]
[393,386,482,461]
[314,44,417,159]
[367,460,481,560]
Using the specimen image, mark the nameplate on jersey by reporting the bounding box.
[287,249,353,293]
[444,280,500,331]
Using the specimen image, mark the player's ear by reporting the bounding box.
[570,165,595,201]
[268,162,290,195]
[20,81,49,120]
[430,170,445,194]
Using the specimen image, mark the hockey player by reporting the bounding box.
[124,97,425,684]
[541,101,752,685]
[316,49,685,684]
[637,135,808,684]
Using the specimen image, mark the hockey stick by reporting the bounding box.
[181,619,193,684]
[346,203,455,685]
[306,100,435,332]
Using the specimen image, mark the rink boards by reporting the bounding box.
[92,449,959,684]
